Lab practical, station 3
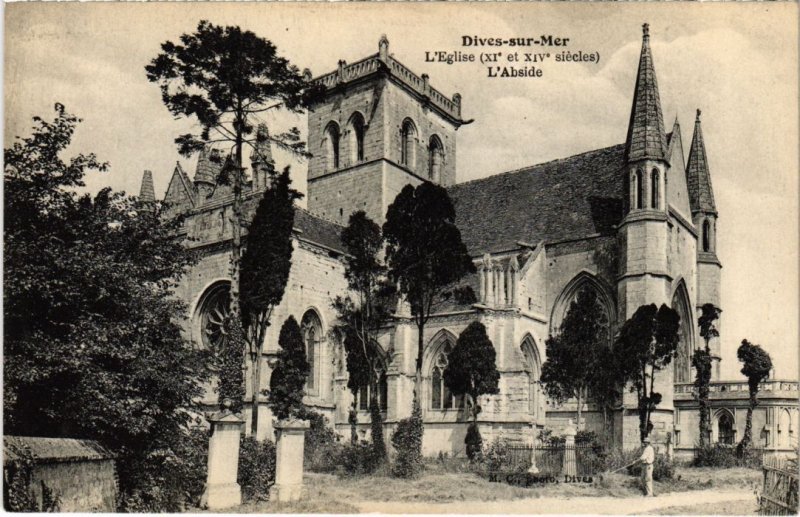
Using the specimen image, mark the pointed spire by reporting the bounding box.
[194,147,218,186]
[625,23,668,163]
[250,124,274,167]
[139,170,155,203]
[686,109,717,213]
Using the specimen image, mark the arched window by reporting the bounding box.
[400,119,417,168]
[348,113,365,163]
[301,310,323,396]
[428,135,444,182]
[430,339,464,410]
[356,347,389,412]
[635,169,644,209]
[197,281,231,356]
[651,168,660,209]
[550,273,614,340]
[717,412,735,445]
[324,122,340,170]
[672,281,694,383]
[702,220,710,252]
[521,337,542,420]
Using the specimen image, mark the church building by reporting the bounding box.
[141,24,799,454]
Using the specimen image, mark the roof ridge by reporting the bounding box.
[450,142,625,190]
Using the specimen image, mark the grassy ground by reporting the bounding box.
[212,464,761,513]
[652,500,760,515]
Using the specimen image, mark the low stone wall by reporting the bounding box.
[4,436,118,512]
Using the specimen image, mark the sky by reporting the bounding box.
[5,3,798,380]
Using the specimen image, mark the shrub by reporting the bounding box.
[693,443,761,468]
[297,408,339,472]
[238,436,276,503]
[465,423,483,462]
[337,442,382,477]
[391,400,424,478]
[480,439,529,474]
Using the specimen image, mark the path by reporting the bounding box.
[354,488,756,515]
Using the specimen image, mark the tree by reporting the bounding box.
[267,316,309,421]
[383,182,475,397]
[443,321,499,459]
[695,303,721,446]
[4,105,208,509]
[333,211,392,461]
[146,21,321,413]
[239,167,301,434]
[540,287,610,431]
[616,304,681,441]
[736,340,772,453]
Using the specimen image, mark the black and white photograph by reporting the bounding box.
[3,3,798,514]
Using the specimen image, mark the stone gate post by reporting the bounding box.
[563,420,577,477]
[270,419,310,503]
[201,411,244,510]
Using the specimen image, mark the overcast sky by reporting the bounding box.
[5,3,798,380]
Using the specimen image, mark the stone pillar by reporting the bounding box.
[202,412,245,510]
[563,420,577,477]
[528,424,540,474]
[270,419,310,503]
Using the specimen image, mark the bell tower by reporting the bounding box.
[305,36,468,225]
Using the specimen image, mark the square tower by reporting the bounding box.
[306,36,468,225]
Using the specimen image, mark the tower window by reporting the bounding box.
[635,168,644,209]
[349,112,366,163]
[428,135,444,182]
[651,168,660,209]
[400,119,417,169]
[324,122,340,170]
[702,219,710,252]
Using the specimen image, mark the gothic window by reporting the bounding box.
[430,340,464,410]
[651,168,660,209]
[324,122,340,170]
[428,135,444,182]
[348,112,366,163]
[635,168,644,209]
[302,310,323,396]
[356,351,389,412]
[672,282,694,383]
[400,119,417,168]
[702,219,710,252]
[198,281,231,356]
[550,275,613,343]
[521,337,541,420]
[717,412,735,445]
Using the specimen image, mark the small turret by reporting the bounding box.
[250,124,274,191]
[138,170,156,204]
[194,147,219,204]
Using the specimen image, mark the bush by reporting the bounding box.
[118,426,209,512]
[391,400,423,478]
[337,442,382,477]
[465,423,483,462]
[238,436,276,503]
[479,439,529,474]
[297,409,339,472]
[693,443,761,468]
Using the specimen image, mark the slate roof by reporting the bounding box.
[447,144,626,256]
[625,24,668,163]
[138,170,155,202]
[294,208,346,253]
[686,110,717,213]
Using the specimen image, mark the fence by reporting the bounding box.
[758,456,798,515]
[505,444,602,477]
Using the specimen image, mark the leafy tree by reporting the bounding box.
[443,321,499,455]
[383,182,475,396]
[333,211,393,461]
[4,105,208,510]
[268,316,309,420]
[589,342,624,446]
[240,167,301,434]
[736,340,772,453]
[540,287,610,430]
[695,303,721,446]
[616,304,681,441]
[146,21,321,413]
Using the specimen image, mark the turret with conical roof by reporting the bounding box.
[250,124,274,191]
[139,170,155,204]
[688,109,723,379]
[194,147,220,204]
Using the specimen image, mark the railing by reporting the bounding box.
[759,455,798,515]
[675,380,800,395]
[505,444,602,477]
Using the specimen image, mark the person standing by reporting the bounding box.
[638,437,655,496]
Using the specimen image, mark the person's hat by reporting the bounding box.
[642,437,651,444]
